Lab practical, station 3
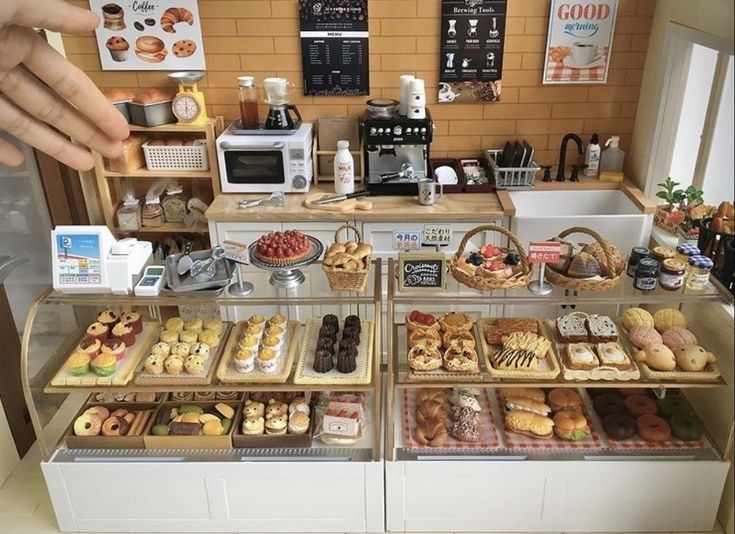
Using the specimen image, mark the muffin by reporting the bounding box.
[86,322,110,343]
[77,336,101,357]
[191,342,210,360]
[144,354,164,375]
[165,317,185,332]
[105,36,129,62]
[203,318,224,335]
[100,337,126,361]
[184,355,205,375]
[179,330,199,344]
[121,311,142,334]
[160,329,179,344]
[238,335,259,352]
[112,322,135,347]
[257,348,278,373]
[199,329,220,348]
[184,318,203,332]
[173,342,191,357]
[151,342,171,356]
[288,412,310,434]
[67,351,91,377]
[244,324,263,339]
[248,314,266,328]
[97,310,119,328]
[265,325,285,339]
[164,355,184,375]
[268,313,287,328]
[262,335,283,352]
[90,353,117,377]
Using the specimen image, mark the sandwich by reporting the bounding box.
[552,411,590,441]
[502,387,545,404]
[502,395,551,416]
[135,36,167,63]
[505,409,554,439]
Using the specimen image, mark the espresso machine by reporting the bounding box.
[362,101,433,196]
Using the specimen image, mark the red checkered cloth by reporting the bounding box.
[403,389,501,451]
[544,47,609,83]
[496,389,605,451]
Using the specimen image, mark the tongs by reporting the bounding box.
[238,192,285,209]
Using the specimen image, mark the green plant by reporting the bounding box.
[655,177,684,208]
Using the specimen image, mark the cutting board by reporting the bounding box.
[304,193,372,212]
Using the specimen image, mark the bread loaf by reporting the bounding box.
[105,88,135,103]
[581,241,624,277]
[134,89,174,105]
[566,252,601,278]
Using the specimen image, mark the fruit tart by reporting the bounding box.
[462,245,522,280]
[408,343,443,371]
[442,329,475,349]
[439,311,472,332]
[253,230,313,266]
[443,340,479,373]
[408,330,442,350]
[406,310,440,334]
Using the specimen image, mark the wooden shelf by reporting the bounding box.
[126,224,209,234]
[104,169,213,179]
[127,119,219,133]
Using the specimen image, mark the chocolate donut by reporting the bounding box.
[101,416,130,437]
[670,412,704,441]
[637,414,671,442]
[625,395,658,417]
[617,388,647,398]
[657,395,692,418]
[602,413,636,440]
[593,393,626,417]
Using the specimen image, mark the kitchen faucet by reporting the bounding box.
[556,133,585,182]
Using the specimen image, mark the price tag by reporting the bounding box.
[393,229,422,251]
[528,241,561,264]
[223,240,249,264]
[422,224,452,246]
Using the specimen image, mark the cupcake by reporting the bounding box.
[67,351,91,377]
[164,355,183,375]
[151,342,171,356]
[265,325,285,339]
[105,36,129,62]
[90,353,117,377]
[100,337,126,361]
[257,348,278,373]
[262,335,283,352]
[184,319,203,332]
[173,342,191,357]
[112,322,135,347]
[179,330,199,344]
[248,314,266,328]
[288,412,310,434]
[203,318,224,335]
[160,329,179,344]
[121,311,142,334]
[97,309,119,328]
[199,329,220,348]
[165,317,185,332]
[234,349,255,373]
[144,354,164,375]
[244,324,263,340]
[191,342,210,360]
[268,313,287,328]
[184,355,205,375]
[238,335,259,352]
[77,336,101,357]
[86,322,110,343]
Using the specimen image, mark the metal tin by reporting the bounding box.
[659,258,686,291]
[112,101,131,123]
[626,246,650,277]
[128,100,176,127]
[634,257,659,292]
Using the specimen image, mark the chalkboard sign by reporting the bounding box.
[398,253,446,292]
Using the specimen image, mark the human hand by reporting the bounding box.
[0,0,129,171]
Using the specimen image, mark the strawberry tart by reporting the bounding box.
[253,230,313,267]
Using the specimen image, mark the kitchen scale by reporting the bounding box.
[168,71,209,126]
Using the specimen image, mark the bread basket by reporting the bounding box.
[544,226,624,292]
[449,225,532,290]
[322,223,371,292]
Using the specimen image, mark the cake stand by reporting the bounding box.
[248,236,324,289]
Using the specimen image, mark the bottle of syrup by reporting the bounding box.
[238,76,259,129]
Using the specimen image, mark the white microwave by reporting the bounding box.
[217,122,313,193]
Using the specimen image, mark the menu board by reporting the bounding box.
[299,0,370,96]
[438,0,507,103]
[398,253,447,292]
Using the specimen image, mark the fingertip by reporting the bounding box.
[100,140,124,159]
[85,11,101,31]
[0,141,25,167]
[74,153,95,172]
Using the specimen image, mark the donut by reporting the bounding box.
[657,395,692,418]
[625,395,657,417]
[670,412,705,441]
[74,413,102,436]
[617,388,647,398]
[593,393,625,417]
[602,413,636,440]
[101,416,131,437]
[636,414,671,442]
[84,406,110,420]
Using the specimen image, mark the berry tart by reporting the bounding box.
[406,310,440,334]
[461,245,523,281]
[253,230,313,267]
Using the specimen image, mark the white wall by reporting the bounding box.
[702,55,734,205]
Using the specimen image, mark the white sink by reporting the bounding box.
[509,189,653,253]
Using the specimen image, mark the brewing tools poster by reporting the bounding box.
[91,0,205,71]
[543,0,618,84]
[438,0,507,103]
[299,0,370,96]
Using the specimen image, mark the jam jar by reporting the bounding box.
[627,247,650,277]
[675,243,700,266]
[651,246,675,263]
[659,258,686,291]
[686,255,714,291]
[634,257,659,292]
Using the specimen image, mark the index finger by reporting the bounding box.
[7,0,100,34]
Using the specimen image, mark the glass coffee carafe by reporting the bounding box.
[263,77,302,130]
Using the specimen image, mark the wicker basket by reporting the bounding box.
[449,225,532,290]
[545,226,624,292]
[322,223,371,292]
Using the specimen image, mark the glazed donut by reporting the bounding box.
[84,406,110,420]
[415,400,448,425]
[670,412,705,441]
[636,414,671,442]
[593,394,625,417]
[625,395,657,417]
[74,413,102,436]
[414,419,448,447]
[657,395,692,418]
[602,413,636,440]
[110,408,129,419]
[416,388,448,406]
[617,388,647,398]
[101,416,131,437]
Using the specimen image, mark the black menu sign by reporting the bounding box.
[299,0,369,96]
[438,0,507,103]
[398,253,447,292]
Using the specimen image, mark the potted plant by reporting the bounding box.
[653,177,685,235]
[653,178,711,242]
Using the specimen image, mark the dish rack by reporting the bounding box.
[485,148,540,189]
[143,139,209,171]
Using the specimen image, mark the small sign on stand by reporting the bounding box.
[223,240,253,296]
[393,229,422,251]
[422,224,452,247]
[398,252,446,292]
[527,241,561,295]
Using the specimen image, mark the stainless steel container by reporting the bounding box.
[165,249,233,292]
[129,100,176,127]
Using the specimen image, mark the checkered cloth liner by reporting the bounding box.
[403,389,501,451]
[545,47,609,83]
[496,389,605,451]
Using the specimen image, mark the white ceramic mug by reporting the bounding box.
[418,179,443,206]
[572,42,598,65]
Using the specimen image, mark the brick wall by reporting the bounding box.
[63,0,655,167]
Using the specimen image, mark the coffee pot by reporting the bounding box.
[263,77,301,130]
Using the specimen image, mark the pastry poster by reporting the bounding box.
[90,0,206,71]
[543,0,617,84]
[299,0,369,96]
[438,0,507,103]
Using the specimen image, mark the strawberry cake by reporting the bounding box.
[253,230,313,266]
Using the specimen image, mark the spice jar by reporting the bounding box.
[675,243,700,266]
[686,255,714,291]
[627,247,650,277]
[162,184,187,223]
[634,257,659,292]
[651,246,675,263]
[116,193,141,232]
[659,258,686,291]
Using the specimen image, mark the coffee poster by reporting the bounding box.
[299,0,370,96]
[542,0,618,84]
[90,0,205,71]
[438,0,507,103]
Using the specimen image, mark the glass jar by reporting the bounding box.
[634,257,659,293]
[162,185,188,223]
[686,255,714,291]
[627,247,650,277]
[238,76,259,129]
[659,258,686,291]
[651,246,675,263]
[117,196,141,232]
[675,243,700,266]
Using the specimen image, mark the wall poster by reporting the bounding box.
[90,0,205,71]
[543,0,618,84]
[438,0,507,103]
[299,0,370,96]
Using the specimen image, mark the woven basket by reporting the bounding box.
[545,226,624,292]
[450,225,532,290]
[322,223,371,292]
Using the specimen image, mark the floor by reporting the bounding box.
[0,443,726,534]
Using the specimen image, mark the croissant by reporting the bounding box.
[415,400,447,425]
[414,419,448,447]
[416,388,448,406]
[161,7,194,33]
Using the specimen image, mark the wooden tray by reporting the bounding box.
[50,322,159,387]
[143,401,239,450]
[293,317,373,385]
[65,402,158,450]
[405,323,485,383]
[134,322,233,386]
[216,321,301,383]
[232,402,315,448]
[476,318,560,380]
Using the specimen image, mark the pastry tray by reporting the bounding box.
[402,389,501,451]
[143,401,240,450]
[216,321,300,383]
[405,323,485,383]
[293,317,373,385]
[232,402,315,448]
[477,318,561,380]
[134,322,233,386]
[64,402,158,450]
[50,322,159,387]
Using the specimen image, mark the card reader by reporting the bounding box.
[134,265,166,296]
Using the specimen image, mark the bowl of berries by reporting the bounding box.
[450,225,532,290]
